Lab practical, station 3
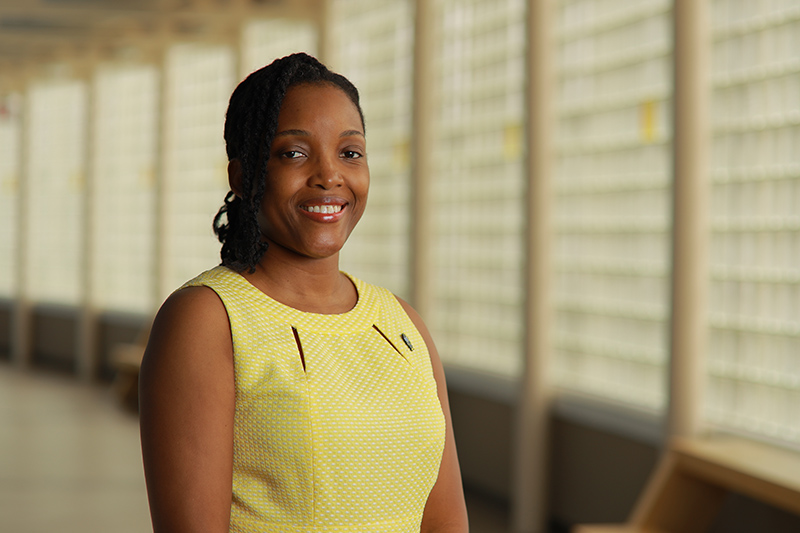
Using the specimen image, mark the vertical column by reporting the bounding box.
[668,0,710,439]
[78,57,98,381]
[12,82,31,369]
[511,1,555,532]
[154,45,171,308]
[410,0,436,318]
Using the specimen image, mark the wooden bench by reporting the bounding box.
[574,437,800,533]
[111,342,145,411]
[111,324,151,412]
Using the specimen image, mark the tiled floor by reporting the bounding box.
[0,363,151,533]
[0,362,510,532]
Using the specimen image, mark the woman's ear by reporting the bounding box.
[228,159,243,198]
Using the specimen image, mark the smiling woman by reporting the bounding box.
[245,83,370,273]
[137,53,468,533]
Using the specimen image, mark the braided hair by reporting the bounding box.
[213,52,365,273]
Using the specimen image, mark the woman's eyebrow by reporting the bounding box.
[274,129,309,137]
[274,129,364,138]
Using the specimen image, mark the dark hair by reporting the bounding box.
[213,52,364,272]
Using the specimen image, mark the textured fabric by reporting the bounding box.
[183,266,446,532]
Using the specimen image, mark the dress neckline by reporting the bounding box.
[215,265,376,333]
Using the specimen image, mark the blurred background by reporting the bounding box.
[2,0,800,532]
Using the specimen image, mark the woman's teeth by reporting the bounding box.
[301,204,342,214]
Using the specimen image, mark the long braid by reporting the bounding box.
[212,53,364,273]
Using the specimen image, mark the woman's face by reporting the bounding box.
[257,83,369,261]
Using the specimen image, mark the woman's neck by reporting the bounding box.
[242,252,358,315]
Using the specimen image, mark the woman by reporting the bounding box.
[139,53,468,532]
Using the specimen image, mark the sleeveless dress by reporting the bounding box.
[182,266,446,532]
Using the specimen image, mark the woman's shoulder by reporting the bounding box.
[391,295,431,339]
[181,265,239,291]
[160,265,236,325]
[160,283,228,324]
[143,281,232,369]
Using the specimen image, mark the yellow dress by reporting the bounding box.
[183,266,446,532]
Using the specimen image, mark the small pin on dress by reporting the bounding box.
[401,333,413,351]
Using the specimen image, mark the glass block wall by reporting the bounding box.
[706,0,800,443]
[330,0,414,298]
[24,80,88,305]
[162,43,236,296]
[241,18,318,77]
[0,94,20,297]
[91,64,159,314]
[553,0,673,410]
[4,2,800,451]
[429,0,527,376]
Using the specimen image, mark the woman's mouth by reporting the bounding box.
[300,204,343,214]
[298,201,348,221]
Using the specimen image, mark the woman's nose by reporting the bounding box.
[309,155,343,189]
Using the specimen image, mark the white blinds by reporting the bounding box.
[330,0,414,298]
[25,80,88,305]
[162,43,236,296]
[91,64,159,313]
[706,0,800,444]
[0,95,20,298]
[429,0,527,377]
[553,0,673,409]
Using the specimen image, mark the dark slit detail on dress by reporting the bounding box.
[292,326,306,372]
[372,324,408,362]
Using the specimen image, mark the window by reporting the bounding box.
[241,18,317,77]
[25,80,87,305]
[430,0,527,377]
[706,0,800,446]
[92,64,159,314]
[162,43,236,296]
[553,0,673,410]
[5,3,800,452]
[330,0,414,298]
[0,94,21,298]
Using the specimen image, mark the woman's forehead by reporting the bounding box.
[276,83,364,132]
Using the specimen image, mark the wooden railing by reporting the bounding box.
[574,437,800,533]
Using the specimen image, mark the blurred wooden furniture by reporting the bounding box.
[573,437,800,533]
[111,325,151,412]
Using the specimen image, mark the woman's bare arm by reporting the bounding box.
[397,297,469,533]
[139,286,235,533]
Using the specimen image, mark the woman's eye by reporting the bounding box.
[282,150,304,159]
[342,150,362,159]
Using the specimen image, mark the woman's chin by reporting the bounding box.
[265,239,346,263]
